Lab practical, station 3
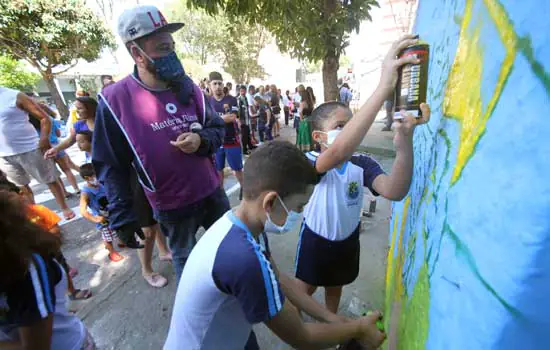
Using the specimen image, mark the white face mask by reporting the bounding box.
[89,179,99,186]
[320,128,343,147]
[264,195,301,235]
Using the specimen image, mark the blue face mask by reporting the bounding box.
[264,195,302,235]
[134,42,185,82]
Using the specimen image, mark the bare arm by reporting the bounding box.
[266,108,272,124]
[315,34,420,174]
[79,192,103,224]
[16,93,51,152]
[373,104,431,201]
[16,314,53,350]
[277,270,346,324]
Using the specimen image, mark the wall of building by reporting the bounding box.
[385,0,550,349]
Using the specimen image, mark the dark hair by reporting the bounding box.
[0,192,60,290]
[299,90,314,116]
[310,101,352,131]
[79,163,96,178]
[342,83,350,89]
[240,85,247,91]
[226,82,232,88]
[242,141,319,200]
[76,130,93,143]
[209,71,223,82]
[248,85,255,92]
[0,171,20,194]
[306,86,316,104]
[223,86,229,96]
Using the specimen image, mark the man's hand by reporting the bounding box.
[44,147,58,159]
[378,34,421,97]
[38,138,51,154]
[170,132,201,154]
[393,103,431,150]
[357,311,386,349]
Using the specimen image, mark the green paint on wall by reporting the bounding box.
[398,262,430,350]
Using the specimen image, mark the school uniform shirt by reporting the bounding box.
[0,254,86,349]
[81,184,109,229]
[209,95,240,148]
[303,151,385,241]
[164,211,284,350]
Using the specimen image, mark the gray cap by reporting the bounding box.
[117,5,184,44]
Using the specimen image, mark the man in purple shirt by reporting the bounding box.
[92,5,229,281]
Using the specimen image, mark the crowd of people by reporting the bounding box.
[0,4,430,349]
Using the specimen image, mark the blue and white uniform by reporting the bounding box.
[295,151,385,286]
[164,211,284,350]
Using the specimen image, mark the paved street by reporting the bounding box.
[33,123,395,349]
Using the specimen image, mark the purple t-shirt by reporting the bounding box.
[209,95,240,148]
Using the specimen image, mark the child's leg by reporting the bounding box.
[102,227,124,262]
[324,286,344,314]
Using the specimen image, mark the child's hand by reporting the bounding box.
[356,311,386,349]
[393,103,431,150]
[93,216,105,224]
[378,34,420,97]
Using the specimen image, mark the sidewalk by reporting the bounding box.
[359,112,396,158]
[56,123,395,349]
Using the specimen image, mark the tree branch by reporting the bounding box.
[51,61,78,76]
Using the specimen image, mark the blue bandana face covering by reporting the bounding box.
[134,42,185,82]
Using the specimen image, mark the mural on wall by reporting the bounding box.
[385,0,550,349]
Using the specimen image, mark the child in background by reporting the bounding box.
[294,34,431,314]
[254,96,272,143]
[79,164,124,262]
[76,130,93,164]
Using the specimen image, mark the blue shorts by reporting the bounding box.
[215,146,243,172]
[295,222,360,287]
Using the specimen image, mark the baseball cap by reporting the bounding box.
[117,5,184,44]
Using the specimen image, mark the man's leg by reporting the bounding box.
[47,180,74,219]
[202,187,231,230]
[156,208,201,282]
[226,147,244,187]
[241,124,250,154]
[214,147,226,187]
[284,108,289,126]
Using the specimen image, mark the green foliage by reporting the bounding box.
[0,0,115,73]
[168,3,267,83]
[0,55,40,91]
[305,55,351,74]
[187,0,378,63]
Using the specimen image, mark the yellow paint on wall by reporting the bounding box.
[443,0,517,184]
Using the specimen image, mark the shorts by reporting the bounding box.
[51,142,67,159]
[295,222,360,287]
[215,146,243,172]
[130,172,157,228]
[0,148,59,186]
[99,225,116,243]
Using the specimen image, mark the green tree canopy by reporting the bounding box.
[168,3,267,83]
[0,0,115,118]
[0,55,40,91]
[187,0,378,101]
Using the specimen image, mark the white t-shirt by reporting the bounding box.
[303,151,385,241]
[0,87,39,157]
[164,211,284,350]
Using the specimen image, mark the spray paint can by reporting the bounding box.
[394,41,429,119]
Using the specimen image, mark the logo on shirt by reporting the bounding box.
[165,103,178,114]
[347,181,360,200]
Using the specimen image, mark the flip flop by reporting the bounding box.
[63,209,76,220]
[69,289,92,301]
[143,273,168,288]
[159,253,172,262]
[108,251,125,263]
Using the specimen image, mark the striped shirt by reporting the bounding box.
[164,211,284,350]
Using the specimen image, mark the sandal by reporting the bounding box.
[69,267,79,278]
[69,289,92,300]
[63,209,76,220]
[159,253,173,262]
[108,251,125,262]
[143,273,168,288]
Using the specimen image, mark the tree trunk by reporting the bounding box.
[43,72,69,120]
[322,52,340,102]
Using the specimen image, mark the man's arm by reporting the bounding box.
[195,94,225,156]
[16,93,51,152]
[315,34,420,174]
[372,104,431,201]
[91,97,137,230]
